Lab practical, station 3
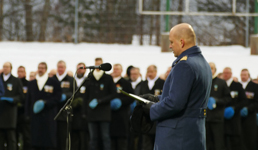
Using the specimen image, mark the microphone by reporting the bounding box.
[79,63,112,71]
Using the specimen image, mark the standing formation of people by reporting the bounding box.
[0,23,258,150]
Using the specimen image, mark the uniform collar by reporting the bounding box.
[3,73,11,81]
[172,46,201,67]
[56,71,67,81]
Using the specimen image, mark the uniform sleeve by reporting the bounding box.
[0,78,4,97]
[98,76,117,104]
[214,81,231,105]
[150,62,195,121]
[247,83,258,112]
[234,83,247,111]
[12,79,24,104]
[25,81,32,116]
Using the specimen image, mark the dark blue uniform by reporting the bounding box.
[149,46,212,150]
[26,78,62,149]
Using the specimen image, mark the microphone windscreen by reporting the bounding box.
[99,63,112,71]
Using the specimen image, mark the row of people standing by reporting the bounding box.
[0,58,166,150]
[207,62,258,150]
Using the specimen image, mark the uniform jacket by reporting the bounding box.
[139,78,164,96]
[17,77,29,123]
[26,77,62,148]
[110,77,134,137]
[206,77,231,122]
[0,74,23,128]
[241,81,258,131]
[73,77,88,130]
[53,74,75,121]
[224,81,246,135]
[84,72,116,122]
[149,46,212,150]
[133,81,143,95]
[241,81,258,150]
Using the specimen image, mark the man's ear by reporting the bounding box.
[180,39,185,48]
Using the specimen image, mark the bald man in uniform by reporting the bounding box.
[140,23,212,150]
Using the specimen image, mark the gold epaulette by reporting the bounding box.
[180,56,188,61]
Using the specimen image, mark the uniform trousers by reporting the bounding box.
[111,137,127,150]
[88,122,110,150]
[0,129,17,150]
[206,122,226,150]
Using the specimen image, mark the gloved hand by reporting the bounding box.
[142,101,155,116]
[110,98,122,110]
[60,94,66,102]
[0,97,14,103]
[89,99,98,109]
[207,97,216,110]
[140,94,159,102]
[224,107,235,119]
[240,107,248,117]
[33,100,45,114]
[72,97,83,108]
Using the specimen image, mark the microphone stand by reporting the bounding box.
[54,69,94,150]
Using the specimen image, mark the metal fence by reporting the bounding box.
[0,0,257,46]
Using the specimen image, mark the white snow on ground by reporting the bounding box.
[0,42,257,81]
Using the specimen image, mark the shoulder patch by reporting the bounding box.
[180,56,188,61]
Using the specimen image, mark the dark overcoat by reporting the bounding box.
[0,74,23,129]
[149,46,212,150]
[84,72,116,122]
[110,77,134,137]
[26,78,62,148]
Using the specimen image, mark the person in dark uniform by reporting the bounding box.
[128,67,142,150]
[206,62,231,150]
[139,23,212,150]
[110,63,134,150]
[130,67,142,96]
[222,67,246,150]
[25,62,62,150]
[84,57,116,150]
[73,62,88,150]
[139,65,164,150]
[0,62,24,150]
[240,68,258,150]
[52,60,75,150]
[16,66,31,150]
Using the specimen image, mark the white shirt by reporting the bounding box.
[131,76,142,89]
[36,73,48,91]
[147,76,159,90]
[226,78,234,87]
[3,73,11,81]
[240,78,251,89]
[75,76,85,87]
[93,70,104,81]
[113,76,122,83]
[56,71,67,81]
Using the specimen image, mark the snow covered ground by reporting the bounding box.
[0,42,257,81]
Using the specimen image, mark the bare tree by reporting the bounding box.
[39,0,50,41]
[25,0,33,41]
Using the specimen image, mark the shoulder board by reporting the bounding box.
[180,56,188,61]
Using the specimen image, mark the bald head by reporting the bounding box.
[169,23,196,57]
